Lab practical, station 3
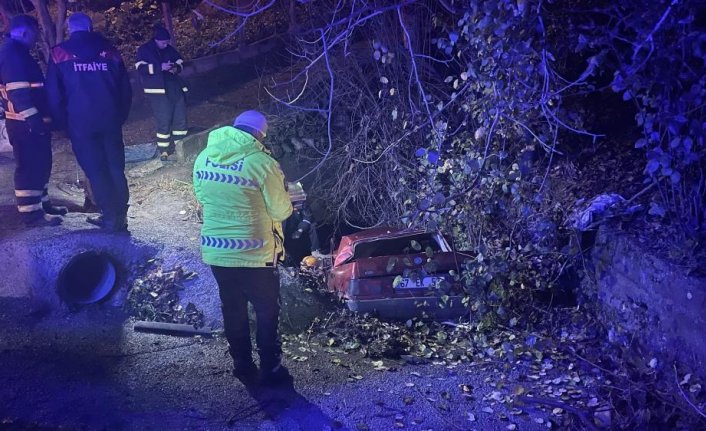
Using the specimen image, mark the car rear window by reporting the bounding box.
[352,234,442,260]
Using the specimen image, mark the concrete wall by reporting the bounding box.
[0,218,156,312]
[128,37,283,104]
[591,226,706,374]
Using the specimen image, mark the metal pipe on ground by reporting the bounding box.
[133,321,213,337]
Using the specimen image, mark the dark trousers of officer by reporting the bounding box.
[70,125,129,223]
[148,86,187,154]
[210,266,282,369]
[7,120,52,218]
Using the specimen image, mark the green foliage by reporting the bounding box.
[260,0,704,325]
[563,0,705,231]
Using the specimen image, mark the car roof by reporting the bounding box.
[334,227,431,266]
[340,227,428,245]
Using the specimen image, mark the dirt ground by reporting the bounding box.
[0,61,610,431]
[0,156,580,431]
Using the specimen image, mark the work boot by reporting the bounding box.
[259,362,292,386]
[42,201,68,216]
[106,216,129,233]
[23,211,62,227]
[86,214,128,232]
[86,213,103,227]
[160,151,169,162]
[232,358,258,383]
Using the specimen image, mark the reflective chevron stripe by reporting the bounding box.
[194,170,259,188]
[200,236,265,250]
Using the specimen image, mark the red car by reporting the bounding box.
[326,228,469,319]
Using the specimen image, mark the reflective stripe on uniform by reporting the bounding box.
[15,189,43,197]
[172,130,188,136]
[194,171,260,188]
[148,64,154,75]
[144,88,165,94]
[17,203,42,213]
[156,132,171,139]
[157,141,171,148]
[135,61,148,70]
[4,81,43,91]
[4,107,38,121]
[200,235,265,250]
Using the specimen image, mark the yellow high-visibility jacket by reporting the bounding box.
[193,126,292,267]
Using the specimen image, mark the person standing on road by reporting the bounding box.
[193,110,293,385]
[135,25,188,162]
[0,15,67,227]
[45,12,132,232]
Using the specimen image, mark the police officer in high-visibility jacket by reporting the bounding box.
[135,26,188,161]
[0,15,66,227]
[46,13,132,232]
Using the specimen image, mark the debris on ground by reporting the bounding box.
[281,272,706,430]
[133,320,213,337]
[127,262,204,329]
[569,193,643,231]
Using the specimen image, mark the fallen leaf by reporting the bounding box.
[680,373,692,385]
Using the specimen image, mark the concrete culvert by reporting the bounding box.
[58,252,117,305]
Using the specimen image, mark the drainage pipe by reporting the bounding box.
[57,251,117,305]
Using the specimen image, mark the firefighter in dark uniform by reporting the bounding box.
[45,13,132,232]
[135,26,188,161]
[0,14,66,227]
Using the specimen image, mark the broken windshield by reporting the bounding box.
[352,234,442,260]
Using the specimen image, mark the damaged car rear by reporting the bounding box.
[327,228,470,320]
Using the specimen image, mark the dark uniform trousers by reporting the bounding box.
[6,120,53,216]
[150,77,187,154]
[210,266,282,369]
[70,125,129,223]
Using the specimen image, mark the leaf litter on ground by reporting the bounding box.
[280,282,706,430]
[127,261,205,329]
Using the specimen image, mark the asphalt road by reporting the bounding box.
[0,300,561,431]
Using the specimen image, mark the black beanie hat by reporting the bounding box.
[10,14,38,31]
[153,25,170,41]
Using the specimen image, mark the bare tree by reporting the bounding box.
[160,0,175,45]
[29,0,67,60]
